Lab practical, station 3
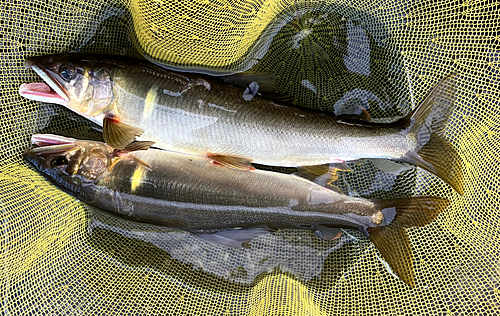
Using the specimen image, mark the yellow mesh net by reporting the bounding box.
[2,0,500,314]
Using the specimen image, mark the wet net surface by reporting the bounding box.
[1,0,500,315]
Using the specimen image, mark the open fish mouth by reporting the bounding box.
[19,63,69,105]
[25,134,77,155]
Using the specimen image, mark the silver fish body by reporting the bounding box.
[19,55,463,193]
[91,150,393,233]
[24,135,390,233]
[103,69,409,166]
[24,134,450,286]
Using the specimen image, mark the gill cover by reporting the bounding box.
[60,63,114,116]
[86,68,114,115]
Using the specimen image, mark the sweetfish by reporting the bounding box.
[20,54,463,193]
[24,134,450,286]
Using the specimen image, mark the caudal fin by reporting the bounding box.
[401,73,464,194]
[368,196,450,287]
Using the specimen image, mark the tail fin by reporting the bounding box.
[368,196,450,287]
[401,73,464,194]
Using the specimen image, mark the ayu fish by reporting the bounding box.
[24,134,450,286]
[19,54,463,193]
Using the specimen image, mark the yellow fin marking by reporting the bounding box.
[131,165,146,193]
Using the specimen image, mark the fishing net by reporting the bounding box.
[1,0,499,314]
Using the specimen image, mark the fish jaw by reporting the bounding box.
[25,134,114,184]
[31,134,77,147]
[23,147,47,173]
[25,134,78,156]
[23,142,79,197]
[20,63,69,105]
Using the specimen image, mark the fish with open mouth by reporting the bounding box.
[24,133,450,286]
[19,54,463,194]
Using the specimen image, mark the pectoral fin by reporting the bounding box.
[109,141,155,170]
[103,116,144,150]
[123,141,155,152]
[128,155,152,171]
[207,153,254,170]
[108,153,152,172]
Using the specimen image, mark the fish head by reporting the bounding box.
[24,134,113,190]
[20,54,114,117]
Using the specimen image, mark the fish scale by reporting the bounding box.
[20,54,463,194]
[110,59,410,164]
[24,134,451,287]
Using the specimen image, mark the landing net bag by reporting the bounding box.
[1,0,499,314]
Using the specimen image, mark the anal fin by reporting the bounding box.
[207,153,254,170]
[336,106,371,122]
[315,225,342,241]
[103,116,144,150]
[195,227,272,248]
[294,163,352,186]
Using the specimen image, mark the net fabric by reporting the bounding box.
[1,0,500,315]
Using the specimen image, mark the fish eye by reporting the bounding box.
[51,157,68,167]
[59,65,76,82]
